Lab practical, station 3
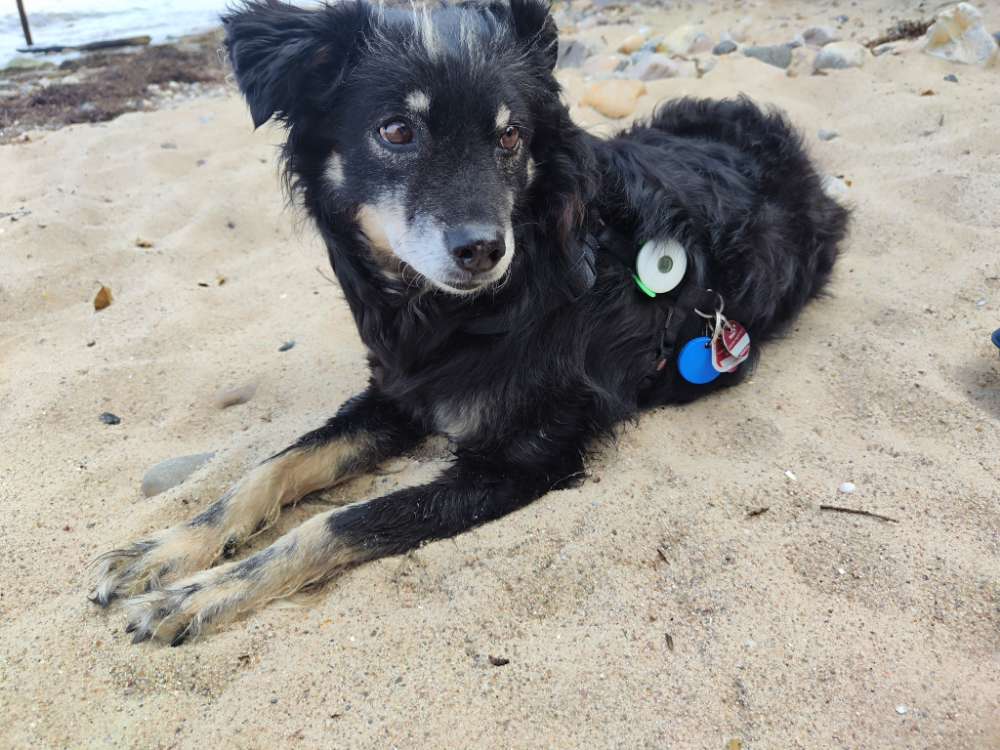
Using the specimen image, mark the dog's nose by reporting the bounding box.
[445,227,505,274]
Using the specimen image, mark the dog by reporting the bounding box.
[90,0,849,644]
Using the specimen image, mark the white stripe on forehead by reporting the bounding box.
[413,3,440,58]
[324,152,345,189]
[405,90,430,114]
[495,103,511,129]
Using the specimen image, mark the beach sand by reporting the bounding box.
[1,2,998,748]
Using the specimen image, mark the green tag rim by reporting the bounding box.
[633,274,656,298]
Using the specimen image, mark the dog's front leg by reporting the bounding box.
[91,387,423,607]
[124,448,585,644]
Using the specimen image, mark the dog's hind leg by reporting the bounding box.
[90,388,423,607]
[122,443,586,644]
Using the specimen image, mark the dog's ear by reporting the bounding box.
[223,0,371,129]
[505,0,558,71]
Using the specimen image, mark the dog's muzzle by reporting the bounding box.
[445,226,506,276]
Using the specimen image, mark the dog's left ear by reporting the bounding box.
[505,0,559,71]
[223,0,371,129]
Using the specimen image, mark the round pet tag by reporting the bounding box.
[635,239,687,295]
[677,336,720,385]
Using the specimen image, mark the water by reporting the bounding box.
[1,0,232,66]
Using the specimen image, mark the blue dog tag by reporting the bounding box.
[678,336,720,384]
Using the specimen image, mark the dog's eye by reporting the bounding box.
[499,126,520,151]
[379,120,413,146]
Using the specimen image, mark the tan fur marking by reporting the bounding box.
[356,204,393,253]
[92,437,370,602]
[125,506,368,642]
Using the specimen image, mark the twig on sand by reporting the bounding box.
[864,19,932,50]
[747,506,770,518]
[819,504,899,523]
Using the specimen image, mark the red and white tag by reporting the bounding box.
[711,319,751,373]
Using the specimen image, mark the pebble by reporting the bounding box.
[99,412,121,425]
[627,53,694,81]
[214,381,258,409]
[141,452,215,497]
[814,41,867,71]
[713,40,738,55]
[556,38,590,68]
[923,3,998,67]
[582,54,628,77]
[727,16,753,43]
[618,33,646,54]
[818,129,839,141]
[784,470,797,481]
[802,26,839,47]
[743,44,793,69]
[896,705,908,715]
[944,73,959,82]
[838,481,856,494]
[581,80,645,119]
[661,25,712,56]
[278,340,296,352]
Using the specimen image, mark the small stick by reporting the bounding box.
[16,0,32,46]
[864,19,932,50]
[747,507,769,518]
[819,504,899,523]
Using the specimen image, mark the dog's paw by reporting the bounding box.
[123,564,247,646]
[89,525,223,607]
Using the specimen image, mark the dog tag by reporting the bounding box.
[635,239,687,295]
[712,320,751,372]
[678,336,720,384]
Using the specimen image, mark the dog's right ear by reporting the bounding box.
[223,0,371,129]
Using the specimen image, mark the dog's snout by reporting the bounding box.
[445,227,506,274]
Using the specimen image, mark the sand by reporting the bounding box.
[1,2,998,748]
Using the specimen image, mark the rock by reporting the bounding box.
[278,340,296,352]
[713,39,738,55]
[895,705,908,715]
[814,41,867,70]
[661,25,712,55]
[618,33,646,54]
[626,53,681,80]
[838,481,856,494]
[923,3,998,67]
[557,38,590,68]
[818,129,839,141]
[214,381,258,409]
[785,47,814,77]
[944,73,959,82]
[728,16,753,43]
[833,14,849,25]
[141,452,215,497]
[3,56,56,72]
[98,412,121,425]
[822,175,851,204]
[581,80,646,118]
[582,53,628,77]
[802,26,840,47]
[743,44,793,69]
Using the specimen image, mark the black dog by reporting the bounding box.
[91,0,848,644]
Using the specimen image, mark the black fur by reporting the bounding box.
[223,1,849,563]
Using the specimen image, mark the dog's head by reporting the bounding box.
[224,0,573,296]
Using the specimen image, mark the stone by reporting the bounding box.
[626,53,683,81]
[944,73,959,82]
[728,16,753,43]
[661,25,712,55]
[838,481,856,494]
[821,175,851,203]
[214,380,258,409]
[98,412,121,425]
[923,3,998,67]
[618,33,646,54]
[743,44,793,69]
[713,39,738,55]
[581,80,646,118]
[802,26,840,47]
[141,453,215,498]
[557,38,590,68]
[818,129,839,141]
[582,54,628,77]
[3,56,56,72]
[814,41,867,70]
